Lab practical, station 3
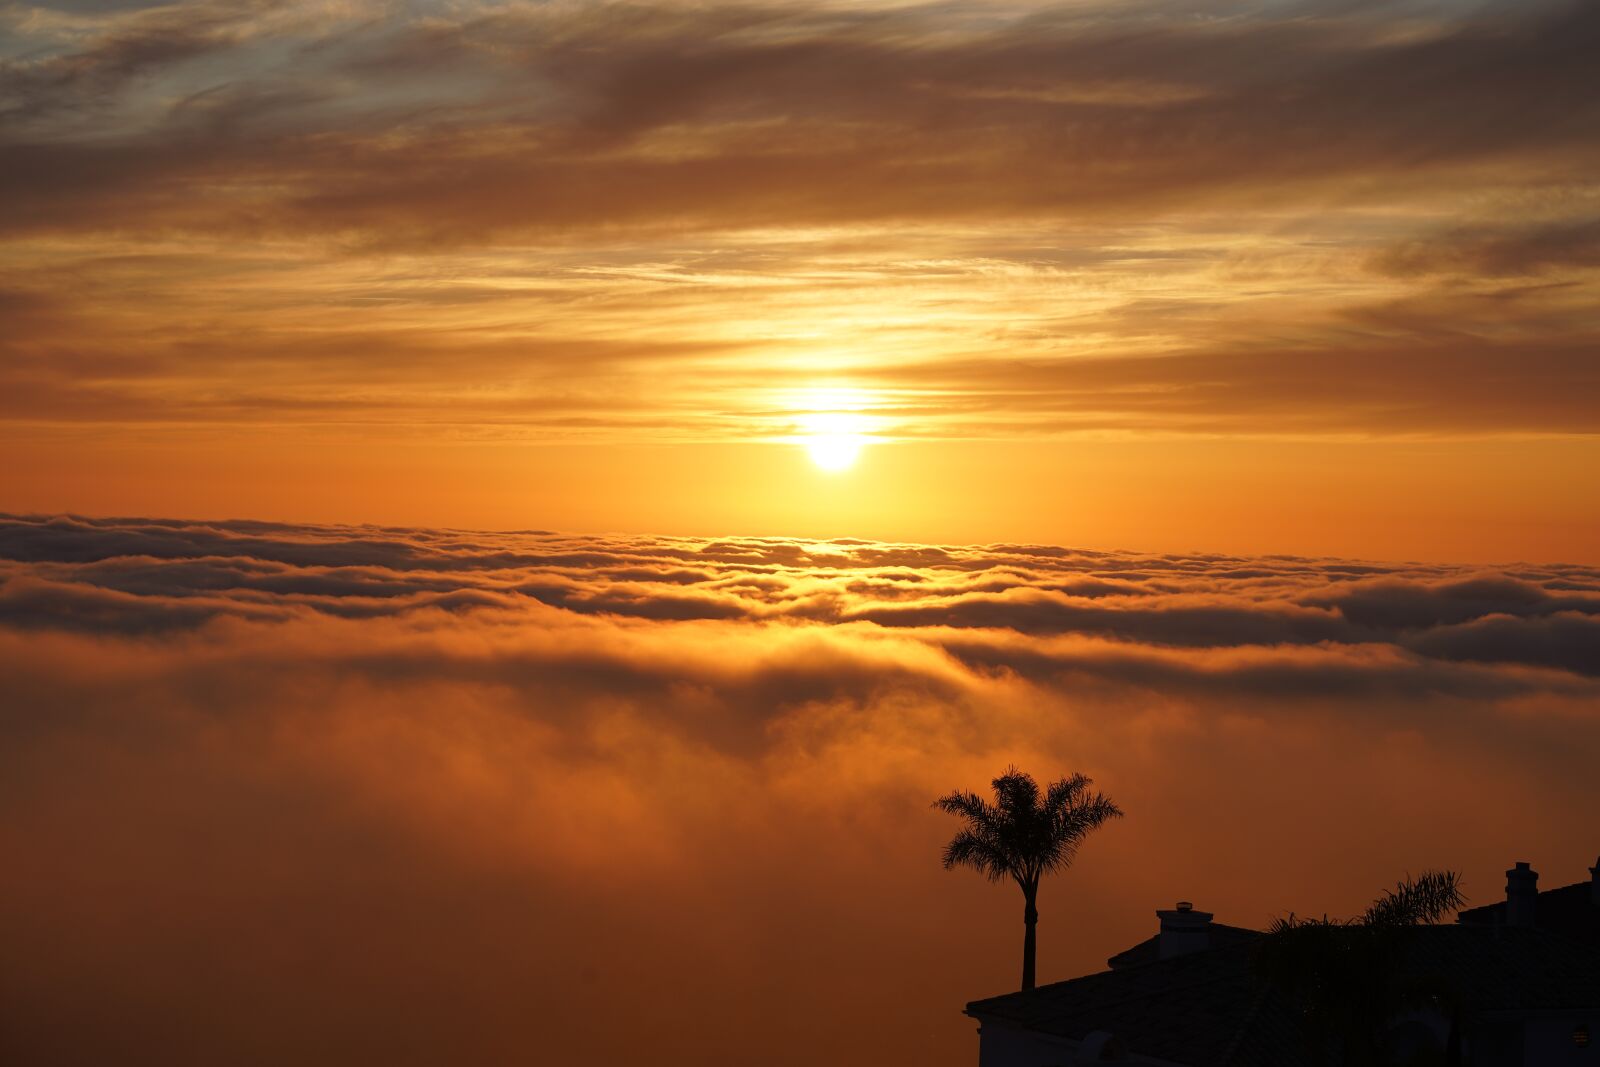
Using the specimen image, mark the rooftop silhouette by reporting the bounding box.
[965,856,1600,1066]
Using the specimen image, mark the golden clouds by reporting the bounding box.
[1,515,1597,1063]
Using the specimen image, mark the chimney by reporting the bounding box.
[1156,901,1213,959]
[1505,862,1538,927]
[1590,856,1599,907]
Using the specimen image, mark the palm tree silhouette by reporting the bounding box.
[935,766,1123,991]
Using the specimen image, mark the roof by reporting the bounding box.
[1397,924,1600,1013]
[1106,923,1262,970]
[966,925,1600,1067]
[966,941,1304,1067]
[1457,880,1600,938]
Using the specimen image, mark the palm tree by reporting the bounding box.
[1256,870,1466,1066]
[934,766,1123,991]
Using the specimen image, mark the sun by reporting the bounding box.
[806,431,865,471]
[799,410,870,472]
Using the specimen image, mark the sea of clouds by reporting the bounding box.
[2,514,1596,1065]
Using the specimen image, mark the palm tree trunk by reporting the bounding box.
[1021,888,1039,991]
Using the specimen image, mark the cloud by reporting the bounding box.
[2,1,1598,241]
[0,0,1597,454]
[866,336,1600,435]
[1301,573,1599,630]
[1399,611,1600,676]
[1372,219,1600,278]
[6,514,1594,667]
[1,513,1597,1064]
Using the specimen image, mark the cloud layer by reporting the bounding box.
[7,513,1597,676]
[2,514,1596,1064]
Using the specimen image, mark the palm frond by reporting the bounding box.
[1043,773,1090,813]
[991,766,1040,816]
[933,790,1014,879]
[932,789,994,823]
[1038,775,1123,875]
[1363,869,1465,928]
[942,828,1013,881]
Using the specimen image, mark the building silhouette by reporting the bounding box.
[965,856,1600,1065]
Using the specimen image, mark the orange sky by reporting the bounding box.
[7,434,1597,562]
[3,0,1599,562]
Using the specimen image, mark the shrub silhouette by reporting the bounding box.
[1257,869,1467,1066]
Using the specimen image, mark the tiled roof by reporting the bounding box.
[1397,925,1600,1012]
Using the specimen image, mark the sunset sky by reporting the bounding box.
[2,1,1598,1065]
[4,0,1598,560]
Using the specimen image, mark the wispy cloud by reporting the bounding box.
[2,0,1598,450]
